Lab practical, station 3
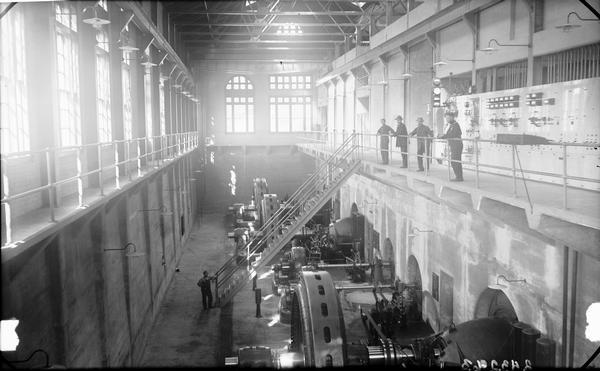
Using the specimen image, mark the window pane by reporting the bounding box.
[277,103,290,132]
[270,104,277,132]
[0,6,29,153]
[226,104,233,132]
[234,104,246,132]
[291,104,304,131]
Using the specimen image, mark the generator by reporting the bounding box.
[226,270,536,369]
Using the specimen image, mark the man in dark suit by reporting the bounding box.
[409,117,433,171]
[376,118,395,165]
[394,115,408,168]
[439,111,464,181]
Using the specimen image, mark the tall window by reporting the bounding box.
[55,2,80,146]
[225,76,254,133]
[143,49,153,138]
[96,29,111,142]
[159,79,166,136]
[121,27,133,140]
[270,96,312,132]
[269,75,311,90]
[0,5,29,154]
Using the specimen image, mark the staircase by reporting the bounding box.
[215,134,361,307]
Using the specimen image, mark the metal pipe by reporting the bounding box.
[567,250,578,367]
[563,143,568,209]
[45,150,56,222]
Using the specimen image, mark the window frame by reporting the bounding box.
[225,75,255,133]
[54,4,81,148]
[269,96,312,133]
[95,29,111,143]
[0,5,30,155]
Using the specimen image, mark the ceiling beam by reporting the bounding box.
[317,0,501,85]
[180,31,348,37]
[188,46,334,52]
[169,10,364,16]
[183,39,343,44]
[175,22,364,27]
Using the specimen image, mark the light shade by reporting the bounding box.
[555,22,581,32]
[82,5,110,28]
[480,46,498,54]
[433,60,448,66]
[401,73,413,78]
[118,35,139,52]
[140,54,157,67]
[487,283,507,291]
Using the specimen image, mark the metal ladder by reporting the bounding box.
[215,134,361,307]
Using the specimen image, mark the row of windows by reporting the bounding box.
[269,75,312,90]
[224,95,312,133]
[0,5,190,155]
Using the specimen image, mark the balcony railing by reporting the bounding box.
[1,131,200,248]
[297,130,600,212]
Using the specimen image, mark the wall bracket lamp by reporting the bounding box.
[555,11,600,32]
[433,58,474,66]
[104,242,145,257]
[488,274,526,290]
[480,39,529,54]
[140,53,157,68]
[408,227,433,238]
[82,3,110,29]
[137,205,173,216]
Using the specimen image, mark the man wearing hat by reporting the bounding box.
[394,115,408,168]
[439,111,463,181]
[376,118,395,165]
[409,117,433,171]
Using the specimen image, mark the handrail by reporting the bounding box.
[215,136,359,294]
[216,143,357,283]
[216,156,359,299]
[298,131,600,212]
[1,131,200,247]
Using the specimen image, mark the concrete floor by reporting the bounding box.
[139,209,433,367]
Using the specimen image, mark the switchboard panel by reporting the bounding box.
[433,78,600,190]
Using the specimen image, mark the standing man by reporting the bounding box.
[197,270,214,310]
[376,118,395,165]
[394,115,408,168]
[409,117,434,172]
[439,111,464,181]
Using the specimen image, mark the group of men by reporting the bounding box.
[376,111,463,182]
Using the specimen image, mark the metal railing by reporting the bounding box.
[297,130,600,211]
[215,134,359,305]
[1,131,200,247]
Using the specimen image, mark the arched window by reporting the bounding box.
[225,76,254,133]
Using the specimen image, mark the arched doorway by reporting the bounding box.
[406,255,423,319]
[350,202,359,216]
[474,288,518,323]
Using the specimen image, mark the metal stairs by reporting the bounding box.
[215,134,360,307]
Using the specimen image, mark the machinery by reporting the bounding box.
[227,270,527,368]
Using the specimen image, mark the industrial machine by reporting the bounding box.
[433,77,600,191]
[226,270,532,368]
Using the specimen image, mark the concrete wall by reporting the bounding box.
[338,172,600,367]
[1,153,199,367]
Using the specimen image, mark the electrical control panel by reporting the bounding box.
[436,78,600,191]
